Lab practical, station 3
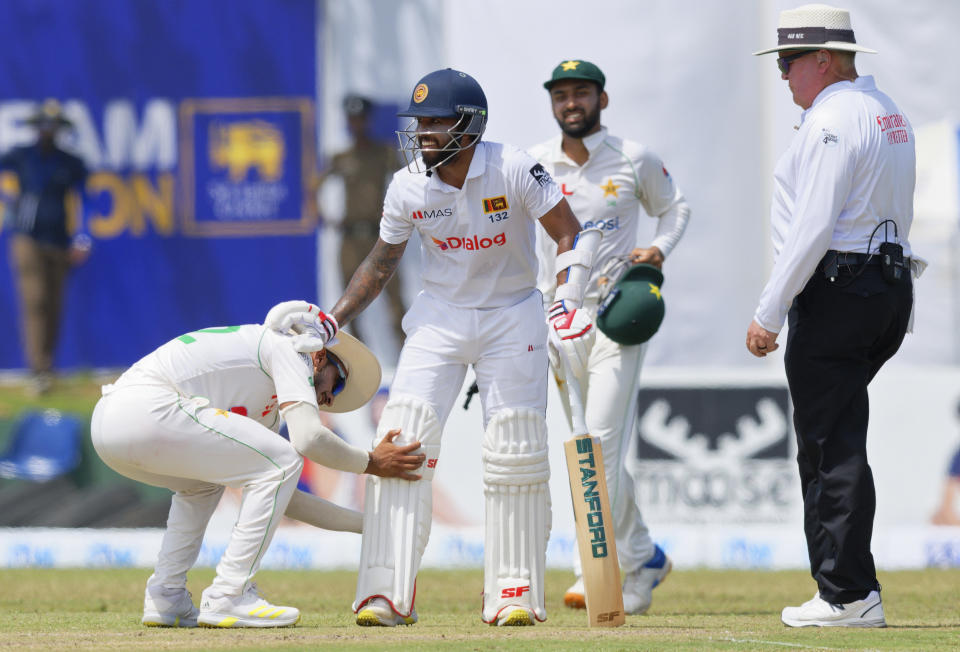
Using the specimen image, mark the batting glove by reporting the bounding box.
[264,300,339,353]
[547,300,595,383]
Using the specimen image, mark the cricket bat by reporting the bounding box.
[560,355,625,627]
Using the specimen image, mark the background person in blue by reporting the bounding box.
[1,99,90,395]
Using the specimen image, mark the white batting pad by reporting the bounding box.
[353,395,442,617]
[481,408,551,623]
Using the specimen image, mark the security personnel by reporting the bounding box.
[747,4,922,628]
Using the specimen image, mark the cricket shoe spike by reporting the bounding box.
[197,583,300,628]
[622,544,672,615]
[142,586,198,627]
[356,597,418,627]
[495,607,535,626]
[563,576,586,609]
[781,591,886,628]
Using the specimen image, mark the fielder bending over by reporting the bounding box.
[92,322,423,628]
[267,68,595,627]
[531,59,691,614]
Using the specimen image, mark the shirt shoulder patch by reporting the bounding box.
[529,163,553,187]
[819,128,839,147]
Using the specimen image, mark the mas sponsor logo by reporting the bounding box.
[482,195,509,213]
[631,387,797,524]
[412,207,452,220]
[529,163,553,187]
[431,231,506,251]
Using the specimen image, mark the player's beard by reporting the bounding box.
[421,146,456,169]
[420,135,464,169]
[557,103,601,139]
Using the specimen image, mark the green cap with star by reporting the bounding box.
[543,59,606,91]
[596,263,665,345]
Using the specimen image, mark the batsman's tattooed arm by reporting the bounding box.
[331,238,407,328]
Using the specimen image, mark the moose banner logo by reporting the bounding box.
[630,387,798,524]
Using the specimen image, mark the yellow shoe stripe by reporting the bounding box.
[502,610,533,626]
[249,606,268,616]
[216,617,239,627]
[269,609,285,619]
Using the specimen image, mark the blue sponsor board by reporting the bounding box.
[0,0,319,369]
[183,99,315,236]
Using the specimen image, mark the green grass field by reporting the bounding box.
[1,567,958,651]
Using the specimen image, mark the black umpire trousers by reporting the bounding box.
[784,261,912,604]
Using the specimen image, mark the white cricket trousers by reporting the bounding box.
[393,290,550,426]
[91,384,302,595]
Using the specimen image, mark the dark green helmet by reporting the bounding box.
[596,263,664,345]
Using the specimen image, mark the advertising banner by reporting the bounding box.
[0,0,319,369]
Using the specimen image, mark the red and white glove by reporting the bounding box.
[264,300,338,353]
[547,300,595,383]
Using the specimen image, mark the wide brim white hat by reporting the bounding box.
[321,331,382,413]
[753,4,877,55]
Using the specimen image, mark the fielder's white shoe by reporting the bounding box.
[563,576,586,609]
[355,597,418,627]
[198,583,300,628]
[622,544,672,615]
[781,591,886,628]
[141,585,198,627]
[495,607,535,626]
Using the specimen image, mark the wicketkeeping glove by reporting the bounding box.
[547,300,594,384]
[264,300,339,353]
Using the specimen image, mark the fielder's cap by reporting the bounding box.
[322,331,382,413]
[753,4,877,55]
[596,263,665,346]
[543,60,606,91]
[26,99,73,130]
[343,94,373,116]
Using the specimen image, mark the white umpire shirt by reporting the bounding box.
[529,127,689,302]
[380,140,562,309]
[754,75,920,333]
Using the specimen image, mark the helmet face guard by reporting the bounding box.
[396,107,486,174]
[395,69,488,174]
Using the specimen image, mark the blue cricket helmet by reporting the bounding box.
[396,68,488,173]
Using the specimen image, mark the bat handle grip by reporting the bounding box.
[559,351,589,437]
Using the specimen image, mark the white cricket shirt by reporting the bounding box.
[529,127,687,301]
[380,140,562,309]
[755,76,917,332]
[114,325,318,430]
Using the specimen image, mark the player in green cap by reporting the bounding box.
[531,58,691,615]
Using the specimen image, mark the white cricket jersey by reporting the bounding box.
[114,324,317,430]
[529,127,686,302]
[755,75,918,332]
[380,140,563,309]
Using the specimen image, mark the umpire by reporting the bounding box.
[746,4,923,628]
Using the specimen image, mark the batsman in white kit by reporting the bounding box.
[531,59,692,614]
[91,320,425,628]
[267,68,595,626]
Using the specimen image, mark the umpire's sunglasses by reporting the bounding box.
[777,50,815,75]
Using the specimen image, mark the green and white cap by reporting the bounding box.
[543,60,606,91]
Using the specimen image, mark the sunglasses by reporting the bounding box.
[777,50,815,75]
[331,358,347,397]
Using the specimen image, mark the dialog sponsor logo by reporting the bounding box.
[431,231,507,251]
